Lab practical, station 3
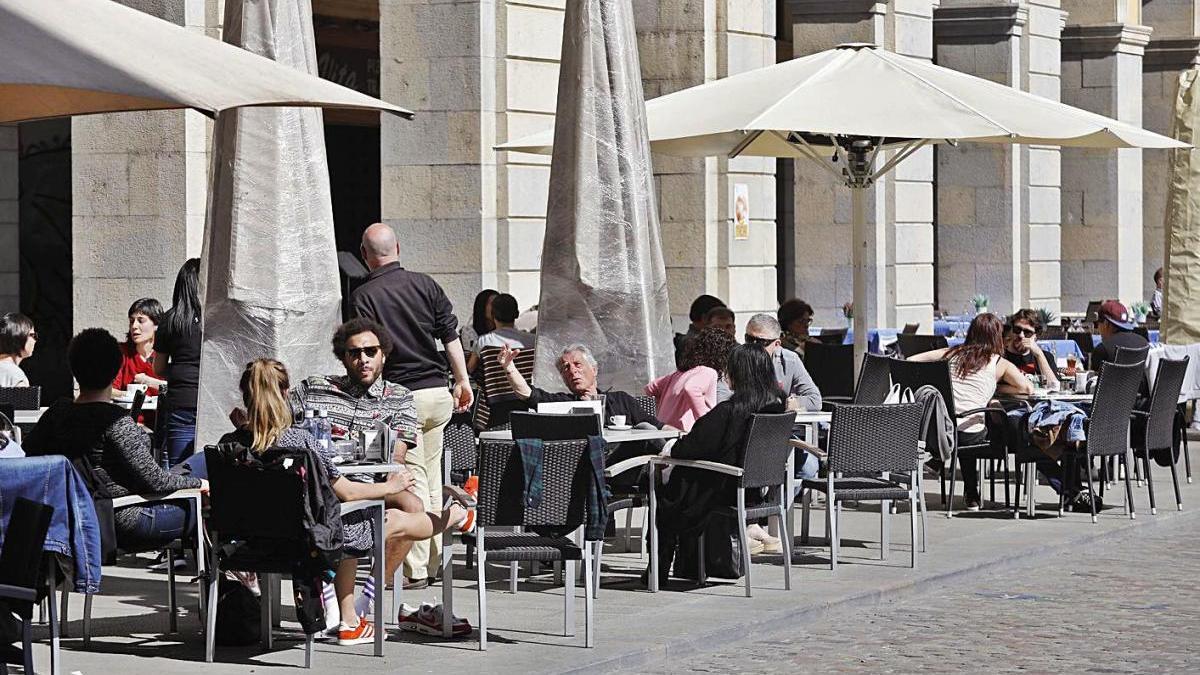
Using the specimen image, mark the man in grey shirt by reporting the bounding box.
[717,313,822,411]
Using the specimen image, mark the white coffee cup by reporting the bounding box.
[127,383,148,396]
[609,415,627,427]
[1074,372,1088,393]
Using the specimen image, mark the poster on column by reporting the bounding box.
[734,183,750,240]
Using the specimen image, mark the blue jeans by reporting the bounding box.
[164,407,197,468]
[117,501,195,552]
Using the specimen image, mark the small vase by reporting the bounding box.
[975,306,988,316]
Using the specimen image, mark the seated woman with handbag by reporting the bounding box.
[646,343,787,586]
[25,328,207,554]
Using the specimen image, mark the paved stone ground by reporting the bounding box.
[640,514,1200,674]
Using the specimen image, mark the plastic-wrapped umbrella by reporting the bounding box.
[503,43,1186,368]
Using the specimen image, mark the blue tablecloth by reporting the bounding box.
[932,319,972,337]
[809,327,899,354]
[946,337,1083,362]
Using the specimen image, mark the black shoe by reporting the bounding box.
[403,577,429,591]
[964,495,981,512]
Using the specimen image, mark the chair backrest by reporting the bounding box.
[445,421,478,473]
[1068,331,1095,357]
[817,327,848,345]
[895,334,948,359]
[1041,326,1066,340]
[902,323,920,334]
[479,346,536,403]
[739,412,801,489]
[827,403,924,474]
[0,498,53,611]
[475,438,590,529]
[888,358,956,411]
[0,386,40,411]
[510,411,601,441]
[1145,357,1189,452]
[804,342,855,400]
[1084,300,1103,323]
[1114,344,1150,366]
[1086,361,1144,457]
[854,353,894,405]
[634,395,657,420]
[204,446,309,542]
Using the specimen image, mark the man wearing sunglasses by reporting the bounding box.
[723,314,822,413]
[1002,309,1059,391]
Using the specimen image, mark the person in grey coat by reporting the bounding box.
[717,314,823,412]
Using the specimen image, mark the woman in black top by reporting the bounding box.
[154,258,203,467]
[649,343,787,584]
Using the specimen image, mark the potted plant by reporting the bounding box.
[1036,307,1056,330]
[842,301,854,326]
[971,294,989,315]
[1130,302,1151,324]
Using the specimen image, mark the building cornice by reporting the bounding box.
[1144,37,1200,71]
[933,3,1027,39]
[1061,23,1153,57]
[786,0,887,20]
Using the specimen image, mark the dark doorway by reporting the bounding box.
[18,119,72,400]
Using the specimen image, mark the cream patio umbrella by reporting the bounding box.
[502,43,1185,367]
[0,0,412,122]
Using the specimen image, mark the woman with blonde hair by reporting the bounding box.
[219,358,475,644]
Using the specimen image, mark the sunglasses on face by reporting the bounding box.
[345,345,381,359]
[1012,327,1036,338]
[28,332,37,340]
[744,334,776,347]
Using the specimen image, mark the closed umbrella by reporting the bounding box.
[503,43,1186,366]
[0,0,412,122]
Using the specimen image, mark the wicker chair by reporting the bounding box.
[463,439,597,650]
[510,411,600,440]
[806,342,854,403]
[895,334,948,359]
[647,412,796,596]
[606,396,658,555]
[475,346,536,430]
[1114,344,1151,366]
[0,498,55,675]
[800,403,924,570]
[854,353,894,405]
[0,385,40,410]
[1132,357,1189,514]
[1058,361,1144,523]
[634,395,657,420]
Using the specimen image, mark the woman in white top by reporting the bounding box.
[0,313,36,387]
[911,313,1031,510]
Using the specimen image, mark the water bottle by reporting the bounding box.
[301,408,315,435]
[316,409,332,451]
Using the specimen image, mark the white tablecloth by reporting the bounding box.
[1145,343,1200,402]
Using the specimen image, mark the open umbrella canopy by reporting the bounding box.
[0,0,412,123]
[501,43,1185,156]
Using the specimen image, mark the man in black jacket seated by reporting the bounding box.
[496,342,673,489]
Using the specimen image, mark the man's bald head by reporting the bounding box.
[361,223,400,270]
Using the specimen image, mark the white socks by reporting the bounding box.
[354,575,376,617]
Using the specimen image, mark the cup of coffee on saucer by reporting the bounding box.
[608,415,629,430]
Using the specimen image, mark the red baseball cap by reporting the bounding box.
[1098,299,1134,330]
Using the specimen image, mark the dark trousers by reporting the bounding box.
[163,407,197,468]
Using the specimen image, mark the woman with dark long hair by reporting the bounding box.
[646,343,787,585]
[462,289,498,375]
[910,312,1031,510]
[154,259,203,467]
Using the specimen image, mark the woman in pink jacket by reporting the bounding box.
[645,327,737,431]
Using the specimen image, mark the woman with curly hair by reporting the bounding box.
[645,326,737,431]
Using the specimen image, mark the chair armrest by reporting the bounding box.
[650,457,744,477]
[604,455,653,478]
[789,438,826,461]
[956,406,1008,419]
[821,397,851,411]
[1131,410,1149,418]
[113,488,203,509]
[340,499,385,516]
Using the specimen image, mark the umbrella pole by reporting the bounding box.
[852,185,868,377]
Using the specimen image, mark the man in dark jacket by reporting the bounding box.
[1089,300,1149,371]
[350,222,472,585]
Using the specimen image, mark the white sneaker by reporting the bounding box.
[745,524,771,542]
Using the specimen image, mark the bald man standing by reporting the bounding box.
[352,223,473,588]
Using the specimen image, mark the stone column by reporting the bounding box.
[71,1,213,337]
[1141,0,1200,296]
[1024,0,1066,314]
[1060,3,1152,310]
[788,0,935,329]
[0,126,16,313]
[934,2,1027,317]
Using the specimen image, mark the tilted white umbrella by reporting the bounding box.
[503,43,1186,366]
[0,0,412,123]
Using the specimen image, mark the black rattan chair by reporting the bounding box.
[806,342,854,403]
[0,498,55,675]
[634,395,657,420]
[817,327,848,345]
[800,403,924,570]
[895,335,948,359]
[1114,344,1151,366]
[902,323,920,335]
[648,412,796,596]
[607,396,656,563]
[464,438,597,650]
[0,386,39,411]
[1058,361,1144,523]
[889,358,1010,514]
[854,354,893,405]
[1133,357,1189,514]
[511,411,601,441]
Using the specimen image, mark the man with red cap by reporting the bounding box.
[1088,300,1149,372]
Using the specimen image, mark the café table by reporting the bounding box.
[477,427,681,443]
[947,337,1084,366]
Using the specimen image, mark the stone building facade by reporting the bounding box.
[2,0,1196,395]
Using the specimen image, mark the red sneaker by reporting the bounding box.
[337,617,375,646]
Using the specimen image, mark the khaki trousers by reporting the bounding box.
[403,386,454,579]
